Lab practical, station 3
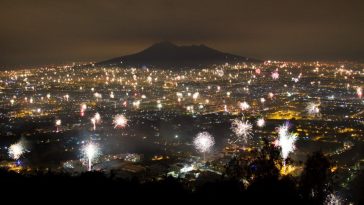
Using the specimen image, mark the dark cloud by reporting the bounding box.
[0,0,363,67]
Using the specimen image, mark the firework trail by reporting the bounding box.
[80,103,87,116]
[91,113,101,130]
[357,87,362,98]
[55,119,61,132]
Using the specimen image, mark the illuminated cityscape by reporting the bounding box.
[0,60,363,201]
[0,0,363,203]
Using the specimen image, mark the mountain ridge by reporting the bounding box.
[96,41,262,68]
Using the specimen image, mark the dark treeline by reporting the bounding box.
[0,141,363,204]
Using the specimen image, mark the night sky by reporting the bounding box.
[1,0,363,67]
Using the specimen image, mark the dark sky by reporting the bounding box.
[1,0,363,67]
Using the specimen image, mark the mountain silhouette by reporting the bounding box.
[96,41,261,68]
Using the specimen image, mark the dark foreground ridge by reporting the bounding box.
[1,147,363,204]
[96,41,262,68]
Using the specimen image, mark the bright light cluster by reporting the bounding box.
[82,142,100,171]
[231,118,253,143]
[193,132,215,153]
[113,114,128,128]
[276,123,298,163]
[8,141,25,160]
[306,102,320,115]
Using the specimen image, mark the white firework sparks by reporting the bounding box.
[157,103,163,109]
[271,71,279,80]
[192,92,199,100]
[82,142,100,171]
[276,124,298,163]
[193,132,215,156]
[91,113,101,130]
[80,103,87,116]
[63,94,69,101]
[55,119,61,132]
[256,118,265,127]
[91,118,96,130]
[8,142,25,160]
[132,100,141,108]
[324,193,342,205]
[216,69,224,77]
[231,118,253,143]
[80,103,87,111]
[113,114,128,128]
[55,119,61,126]
[240,101,250,111]
[306,102,320,115]
[94,113,101,122]
[357,87,362,98]
[94,92,102,100]
[176,92,183,98]
[147,76,153,83]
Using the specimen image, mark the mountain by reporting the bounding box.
[96,41,261,68]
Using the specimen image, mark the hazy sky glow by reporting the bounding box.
[0,0,363,67]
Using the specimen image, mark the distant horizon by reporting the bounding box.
[1,41,363,69]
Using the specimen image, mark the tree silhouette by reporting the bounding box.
[249,138,281,180]
[225,156,246,179]
[299,151,332,205]
[348,170,364,205]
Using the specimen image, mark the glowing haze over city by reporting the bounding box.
[0,0,363,203]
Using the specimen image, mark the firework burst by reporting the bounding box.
[63,94,69,101]
[113,114,128,128]
[192,92,199,100]
[91,113,101,130]
[94,113,101,121]
[82,142,100,171]
[324,193,342,205]
[276,123,298,164]
[357,87,362,98]
[240,101,250,111]
[231,117,253,144]
[256,118,265,127]
[193,132,215,160]
[55,119,61,126]
[272,71,279,80]
[8,141,26,160]
[55,119,61,132]
[80,103,87,116]
[306,102,320,115]
[80,103,87,111]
